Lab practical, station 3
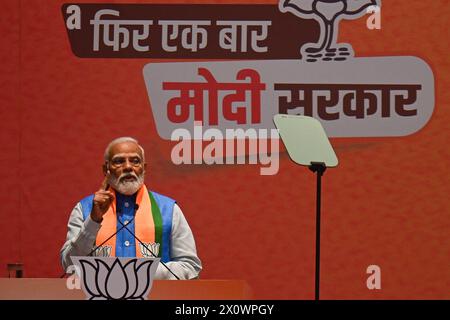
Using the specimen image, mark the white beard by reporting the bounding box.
[109,172,145,195]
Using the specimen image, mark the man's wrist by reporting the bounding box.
[90,213,103,223]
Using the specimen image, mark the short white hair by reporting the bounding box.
[104,137,145,161]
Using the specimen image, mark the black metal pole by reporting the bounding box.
[309,162,326,301]
[315,169,322,300]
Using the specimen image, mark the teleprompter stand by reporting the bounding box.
[309,162,326,300]
[273,115,338,301]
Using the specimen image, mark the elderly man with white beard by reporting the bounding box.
[60,137,202,280]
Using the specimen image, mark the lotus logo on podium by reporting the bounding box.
[72,256,160,300]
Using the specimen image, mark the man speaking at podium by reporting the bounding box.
[60,137,202,280]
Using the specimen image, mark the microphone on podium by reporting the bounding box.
[117,203,180,280]
[61,199,180,280]
[88,203,180,280]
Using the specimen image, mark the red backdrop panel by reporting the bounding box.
[0,0,448,299]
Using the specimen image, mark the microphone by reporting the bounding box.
[85,217,134,257]
[117,203,180,280]
[59,215,133,278]
[61,202,181,280]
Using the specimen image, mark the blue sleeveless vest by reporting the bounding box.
[79,190,175,263]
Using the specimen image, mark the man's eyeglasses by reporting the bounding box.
[108,156,143,168]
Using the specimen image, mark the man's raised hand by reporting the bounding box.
[90,176,115,223]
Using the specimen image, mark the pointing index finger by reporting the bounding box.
[101,176,109,191]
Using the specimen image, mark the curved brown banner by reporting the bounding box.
[62,3,320,59]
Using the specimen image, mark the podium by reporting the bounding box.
[0,278,252,300]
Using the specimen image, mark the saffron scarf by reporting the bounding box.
[95,184,160,257]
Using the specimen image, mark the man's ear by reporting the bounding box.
[143,162,147,172]
[102,163,109,176]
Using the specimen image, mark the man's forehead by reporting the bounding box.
[109,142,143,158]
[111,152,142,159]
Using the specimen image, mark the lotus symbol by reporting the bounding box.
[279,0,380,61]
[71,256,160,300]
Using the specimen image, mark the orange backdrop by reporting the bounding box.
[0,0,448,299]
